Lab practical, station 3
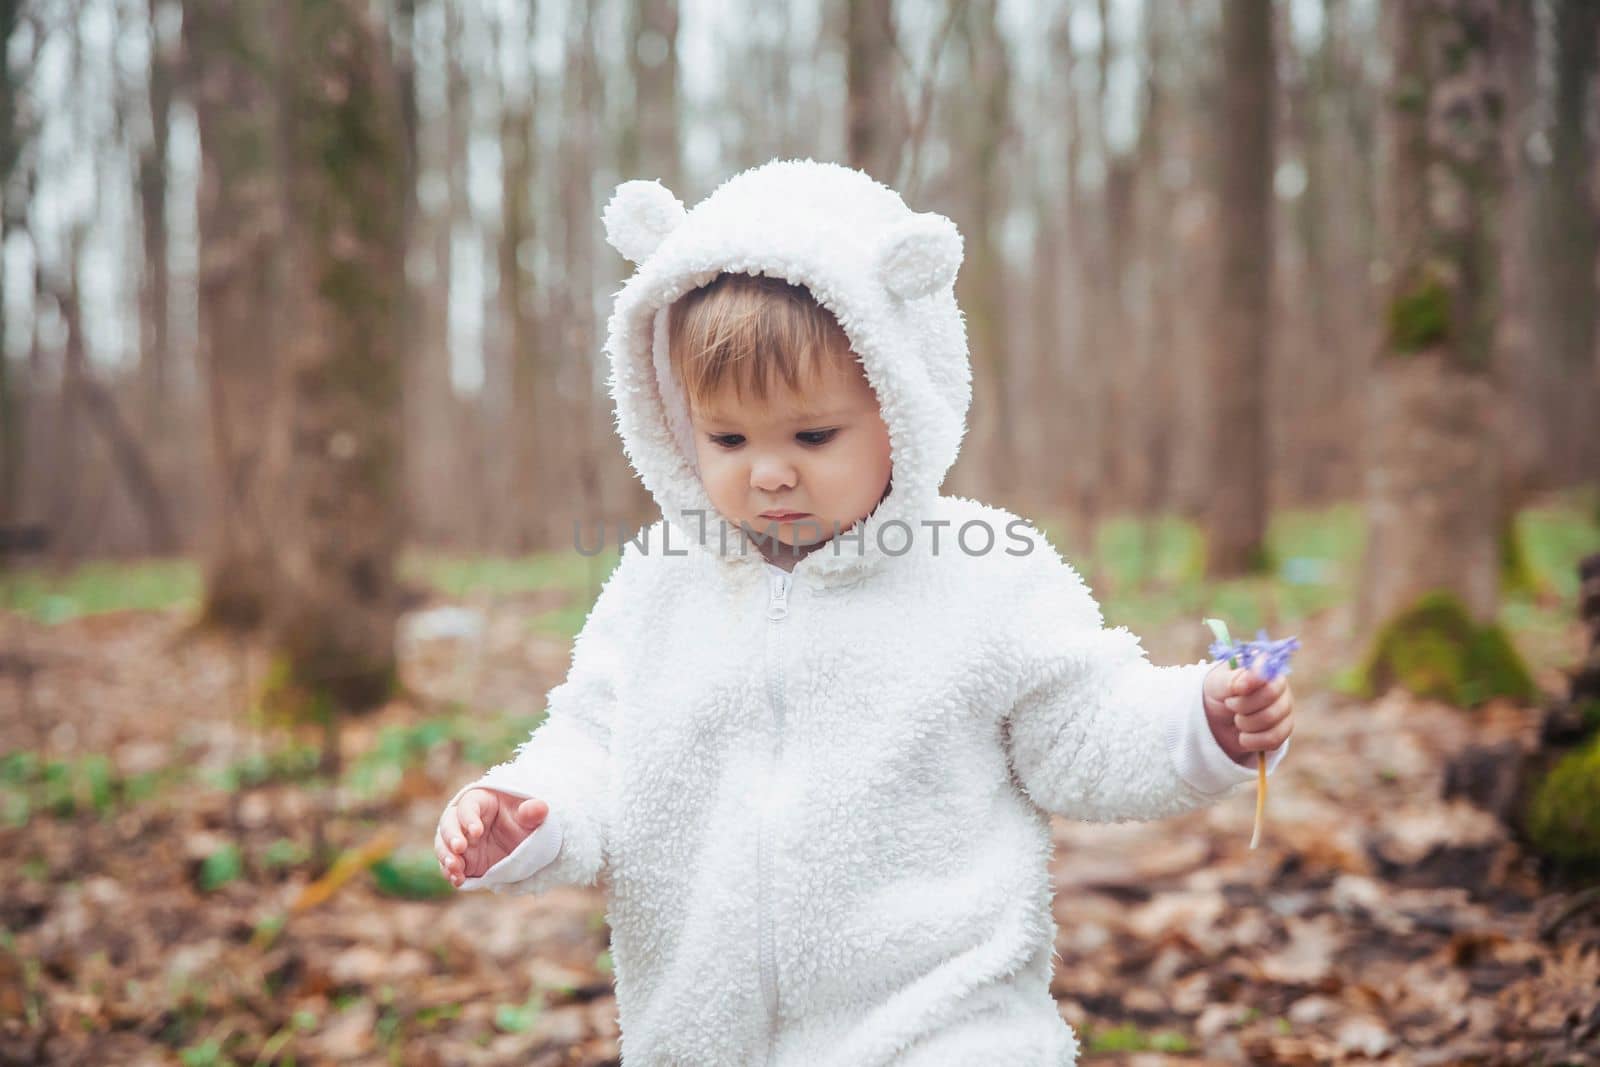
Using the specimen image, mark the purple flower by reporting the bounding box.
[1210,629,1301,682]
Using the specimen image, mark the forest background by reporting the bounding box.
[2,0,1599,1063]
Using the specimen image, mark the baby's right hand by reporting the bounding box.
[435,788,550,888]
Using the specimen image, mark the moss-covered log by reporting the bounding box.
[1525,733,1600,872]
[1356,589,1536,708]
[1519,553,1600,871]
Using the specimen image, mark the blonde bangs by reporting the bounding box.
[666,272,852,411]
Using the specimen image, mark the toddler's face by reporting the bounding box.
[688,354,892,549]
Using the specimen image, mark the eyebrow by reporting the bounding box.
[698,407,853,424]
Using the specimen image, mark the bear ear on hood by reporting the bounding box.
[876,211,963,301]
[603,179,687,265]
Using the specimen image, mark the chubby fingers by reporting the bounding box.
[1234,690,1294,751]
[459,790,491,844]
[435,826,465,885]
[1226,675,1286,715]
[439,803,470,854]
[514,797,549,830]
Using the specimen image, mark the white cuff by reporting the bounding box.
[1164,664,1291,795]
[447,783,566,892]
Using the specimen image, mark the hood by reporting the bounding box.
[599,158,972,586]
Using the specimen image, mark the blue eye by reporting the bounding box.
[709,434,744,449]
[797,429,838,446]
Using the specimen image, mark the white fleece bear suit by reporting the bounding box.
[450,158,1290,1066]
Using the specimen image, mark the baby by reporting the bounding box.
[435,159,1293,1067]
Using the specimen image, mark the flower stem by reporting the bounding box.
[1203,618,1267,850]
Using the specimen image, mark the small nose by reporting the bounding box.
[750,454,796,493]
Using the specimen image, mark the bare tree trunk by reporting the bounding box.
[1279,0,1361,505]
[1135,2,1179,582]
[1359,0,1509,629]
[42,258,177,558]
[138,0,176,437]
[949,0,1015,499]
[182,0,284,627]
[1206,0,1275,577]
[0,0,30,527]
[623,0,681,188]
[393,0,421,548]
[501,54,545,551]
[1531,0,1599,487]
[1318,0,1382,504]
[560,0,611,558]
[614,0,680,529]
[1059,5,1103,558]
[1496,0,1542,562]
[269,0,407,712]
[405,0,463,549]
[1032,6,1078,532]
[846,0,899,183]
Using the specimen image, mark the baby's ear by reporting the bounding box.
[603,179,687,265]
[876,212,963,301]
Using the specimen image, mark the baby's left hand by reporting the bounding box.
[1203,663,1294,767]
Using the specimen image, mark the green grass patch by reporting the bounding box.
[529,599,597,642]
[204,743,324,792]
[1031,504,1358,650]
[1514,492,1600,602]
[1079,1021,1192,1053]
[406,546,621,642]
[402,547,619,600]
[0,546,622,624]
[0,558,200,622]
[344,712,547,800]
[7,706,548,833]
[1033,494,1593,689]
[493,991,546,1034]
[369,849,454,900]
[197,843,244,893]
[0,751,181,825]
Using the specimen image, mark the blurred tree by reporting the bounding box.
[846,0,898,183]
[559,0,614,557]
[404,0,467,548]
[1095,0,1138,520]
[1359,0,1508,629]
[615,0,682,527]
[1132,0,1181,579]
[181,0,282,627]
[0,0,31,527]
[622,0,681,190]
[1029,4,1078,529]
[268,0,408,712]
[947,0,1016,498]
[1530,0,1598,486]
[136,0,176,439]
[1495,0,1542,584]
[46,235,176,557]
[393,0,423,543]
[500,3,549,551]
[1206,0,1275,577]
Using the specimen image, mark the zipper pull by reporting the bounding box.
[767,572,791,620]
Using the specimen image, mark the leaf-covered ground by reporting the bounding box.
[2,501,1597,1065]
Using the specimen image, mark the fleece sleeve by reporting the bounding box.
[449,549,638,896]
[998,534,1289,823]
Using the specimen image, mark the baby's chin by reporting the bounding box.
[744,517,843,550]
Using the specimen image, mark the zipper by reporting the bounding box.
[757,567,792,1066]
[767,569,791,621]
